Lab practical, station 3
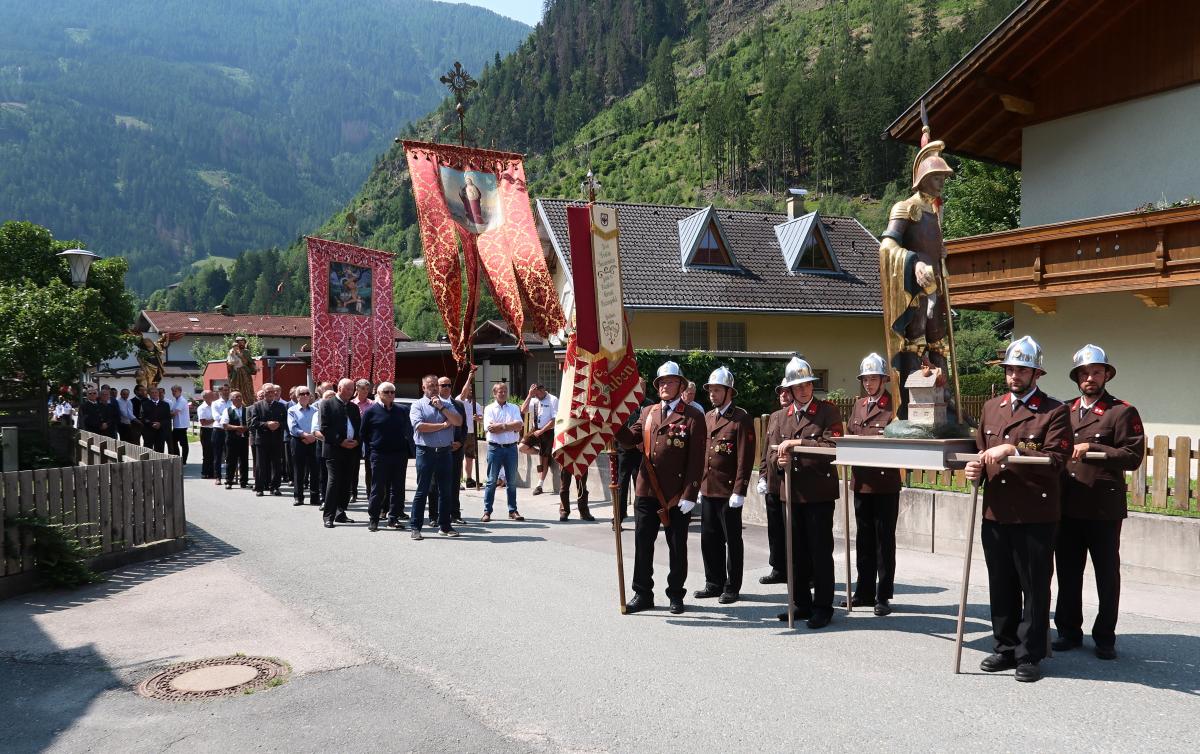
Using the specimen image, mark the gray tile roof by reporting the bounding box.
[537,199,882,315]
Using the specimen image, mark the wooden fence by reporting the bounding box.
[0,429,186,583]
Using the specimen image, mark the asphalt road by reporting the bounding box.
[2,454,1198,753]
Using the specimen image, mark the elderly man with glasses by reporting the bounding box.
[360,381,415,531]
[287,386,322,508]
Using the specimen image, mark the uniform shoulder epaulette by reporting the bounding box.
[889,193,925,223]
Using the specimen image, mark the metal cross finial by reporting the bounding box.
[439,62,477,147]
[581,170,601,203]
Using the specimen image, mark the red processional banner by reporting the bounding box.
[552,204,643,478]
[403,141,564,365]
[306,237,395,385]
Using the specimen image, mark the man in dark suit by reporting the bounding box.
[757,385,792,584]
[79,388,105,434]
[359,381,413,531]
[966,336,1071,683]
[224,391,251,488]
[615,361,706,616]
[130,384,147,446]
[249,383,287,496]
[769,356,844,629]
[316,378,362,528]
[140,387,172,452]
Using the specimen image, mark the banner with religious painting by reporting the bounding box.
[306,237,395,385]
[553,204,643,477]
[403,141,564,366]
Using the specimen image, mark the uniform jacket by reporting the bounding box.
[1063,392,1145,520]
[318,396,362,452]
[616,400,706,504]
[766,399,843,503]
[759,407,790,497]
[849,393,902,494]
[975,389,1071,524]
[249,398,287,446]
[701,404,756,499]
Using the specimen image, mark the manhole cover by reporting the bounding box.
[137,656,289,701]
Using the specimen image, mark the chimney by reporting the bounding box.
[786,187,809,219]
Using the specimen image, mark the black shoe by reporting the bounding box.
[806,611,832,629]
[334,513,355,524]
[368,520,379,532]
[980,652,1018,673]
[387,519,401,529]
[292,500,304,506]
[777,608,811,622]
[323,521,335,528]
[451,517,466,525]
[718,591,739,604]
[1095,645,1117,660]
[225,484,233,489]
[759,570,786,585]
[840,595,872,608]
[669,600,685,615]
[1014,659,1042,683]
[693,585,721,599]
[398,511,410,520]
[873,600,892,616]
[439,528,460,537]
[411,530,423,541]
[309,500,321,506]
[625,594,654,614]
[559,510,569,522]
[1051,636,1083,652]
[272,489,281,496]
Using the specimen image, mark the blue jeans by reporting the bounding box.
[483,443,519,514]
[411,446,454,531]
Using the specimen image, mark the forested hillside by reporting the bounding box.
[147,0,1023,343]
[0,0,529,293]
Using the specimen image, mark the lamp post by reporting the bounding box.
[57,248,99,288]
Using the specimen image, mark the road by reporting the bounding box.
[2,453,1198,753]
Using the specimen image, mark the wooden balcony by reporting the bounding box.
[945,204,1200,311]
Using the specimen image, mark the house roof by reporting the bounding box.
[775,211,840,273]
[885,0,1199,166]
[139,310,410,341]
[537,199,881,315]
[676,205,740,269]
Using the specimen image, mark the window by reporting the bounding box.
[813,369,829,389]
[264,348,280,357]
[537,361,561,392]
[679,321,709,350]
[691,226,733,267]
[716,322,746,351]
[795,228,835,271]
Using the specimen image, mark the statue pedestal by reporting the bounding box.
[834,436,977,471]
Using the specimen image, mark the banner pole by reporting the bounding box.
[609,444,627,614]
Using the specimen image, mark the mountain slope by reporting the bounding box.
[0,0,529,293]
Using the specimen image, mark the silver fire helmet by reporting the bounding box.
[782,356,818,387]
[1070,343,1116,382]
[653,361,686,388]
[858,353,889,380]
[703,366,736,395]
[1000,335,1045,374]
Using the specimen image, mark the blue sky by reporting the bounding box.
[450,0,543,27]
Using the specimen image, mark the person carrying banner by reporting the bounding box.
[616,361,706,615]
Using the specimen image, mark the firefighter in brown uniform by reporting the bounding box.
[770,356,844,629]
[965,336,1071,683]
[616,361,706,615]
[694,367,756,605]
[756,383,793,584]
[1053,344,1145,660]
[843,353,903,617]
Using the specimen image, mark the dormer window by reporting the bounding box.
[678,206,738,269]
[774,210,839,274]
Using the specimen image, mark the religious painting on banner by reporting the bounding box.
[403,141,564,366]
[307,237,395,385]
[552,204,643,478]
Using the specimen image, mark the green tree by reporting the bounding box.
[648,37,677,114]
[0,221,136,389]
[943,158,1022,240]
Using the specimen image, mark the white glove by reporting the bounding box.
[756,477,767,496]
[729,494,745,509]
[678,499,697,515]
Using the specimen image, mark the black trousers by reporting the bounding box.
[700,495,743,593]
[316,443,330,508]
[145,427,165,453]
[853,492,899,602]
[200,427,214,477]
[368,450,408,522]
[617,451,641,520]
[322,446,358,523]
[789,500,835,615]
[350,454,361,500]
[169,428,189,462]
[254,441,283,492]
[281,434,293,482]
[429,449,464,522]
[632,496,691,601]
[224,436,249,486]
[211,429,226,480]
[291,438,322,505]
[765,492,786,574]
[1055,517,1122,649]
[981,519,1056,662]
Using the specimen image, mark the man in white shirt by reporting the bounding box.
[197,390,217,478]
[116,388,137,444]
[210,385,231,486]
[457,368,481,488]
[167,385,191,464]
[482,381,525,522]
[519,383,559,495]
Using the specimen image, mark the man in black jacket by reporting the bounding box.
[360,381,414,531]
[316,378,362,528]
[224,391,251,488]
[249,383,287,496]
[140,388,172,452]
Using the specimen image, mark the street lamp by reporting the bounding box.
[57,248,99,287]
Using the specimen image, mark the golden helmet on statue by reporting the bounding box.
[911,139,954,192]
